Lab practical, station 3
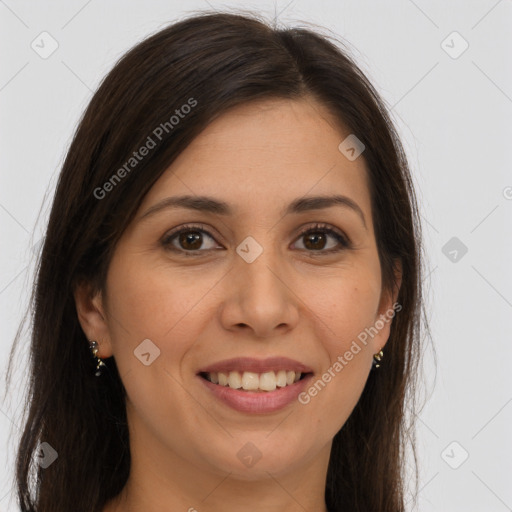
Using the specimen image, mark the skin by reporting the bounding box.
[75,96,401,512]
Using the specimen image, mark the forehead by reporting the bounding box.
[140,97,372,222]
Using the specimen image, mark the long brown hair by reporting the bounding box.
[5,11,427,512]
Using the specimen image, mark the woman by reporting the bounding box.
[6,10,425,512]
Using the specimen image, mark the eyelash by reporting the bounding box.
[161,222,351,257]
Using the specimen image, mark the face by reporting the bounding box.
[76,97,399,483]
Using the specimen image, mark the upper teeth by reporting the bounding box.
[206,370,302,391]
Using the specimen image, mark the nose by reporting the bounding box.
[219,245,300,339]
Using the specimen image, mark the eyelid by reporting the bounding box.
[161,223,222,251]
[161,222,351,255]
[294,223,350,250]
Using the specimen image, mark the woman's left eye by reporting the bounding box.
[293,224,351,253]
[161,223,351,256]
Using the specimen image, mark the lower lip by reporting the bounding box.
[198,374,313,414]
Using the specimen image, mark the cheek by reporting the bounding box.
[320,283,379,373]
[104,253,218,346]
[101,257,216,443]
[294,265,381,427]
[300,263,382,348]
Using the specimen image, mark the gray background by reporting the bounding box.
[1,0,511,510]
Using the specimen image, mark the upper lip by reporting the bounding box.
[197,357,314,375]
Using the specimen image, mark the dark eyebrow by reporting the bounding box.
[138,194,367,229]
[287,195,367,229]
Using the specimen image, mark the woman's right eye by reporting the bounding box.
[161,224,221,256]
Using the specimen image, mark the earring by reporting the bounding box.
[89,340,106,377]
[372,349,384,369]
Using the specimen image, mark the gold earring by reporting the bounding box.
[89,340,106,377]
[372,349,384,369]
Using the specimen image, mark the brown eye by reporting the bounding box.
[161,222,351,257]
[303,232,328,250]
[177,231,203,250]
[162,224,219,255]
[293,224,350,253]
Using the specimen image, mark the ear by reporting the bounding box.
[73,279,114,358]
[372,258,403,353]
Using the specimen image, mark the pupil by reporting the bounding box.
[305,233,325,250]
[180,232,202,250]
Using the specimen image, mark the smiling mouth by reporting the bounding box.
[198,370,311,392]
